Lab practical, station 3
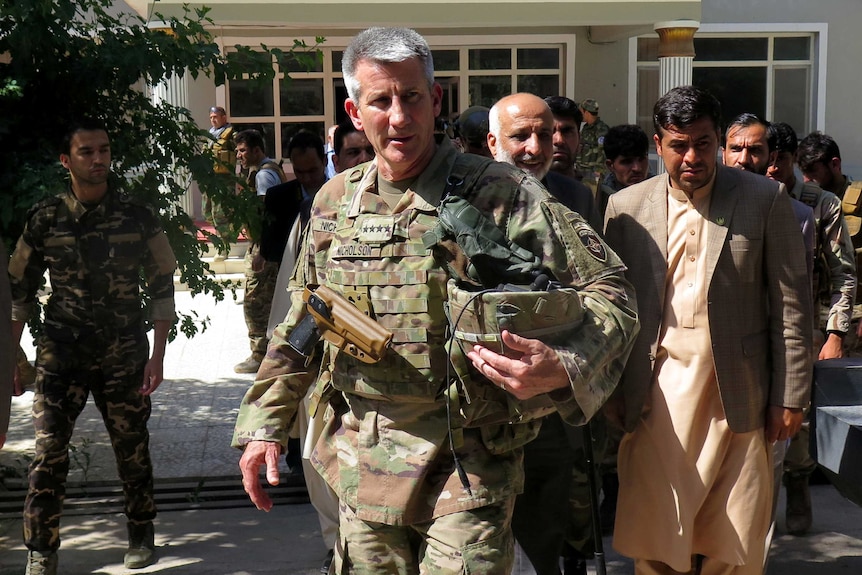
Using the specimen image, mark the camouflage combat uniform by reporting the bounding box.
[785,180,857,478]
[575,118,610,188]
[204,123,236,241]
[233,138,639,574]
[243,160,286,361]
[8,185,176,554]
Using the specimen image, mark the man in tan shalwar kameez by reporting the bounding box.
[604,86,813,575]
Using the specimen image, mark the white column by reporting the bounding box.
[653,20,699,174]
[151,62,194,216]
[654,20,699,96]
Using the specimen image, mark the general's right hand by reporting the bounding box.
[239,440,282,512]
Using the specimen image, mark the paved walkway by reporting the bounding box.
[1,290,861,574]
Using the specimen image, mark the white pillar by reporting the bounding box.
[654,20,699,96]
[151,54,195,216]
[653,20,699,173]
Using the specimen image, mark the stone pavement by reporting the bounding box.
[1,290,862,573]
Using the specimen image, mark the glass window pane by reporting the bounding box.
[774,37,810,61]
[694,38,768,61]
[437,77,459,122]
[229,80,274,117]
[469,49,511,70]
[332,50,343,73]
[517,48,559,70]
[280,50,323,73]
[332,80,350,125]
[774,68,810,135]
[233,122,276,159]
[637,38,659,61]
[693,67,767,127]
[433,50,460,71]
[637,67,659,135]
[280,78,324,116]
[517,75,559,98]
[469,76,512,108]
[281,122,326,160]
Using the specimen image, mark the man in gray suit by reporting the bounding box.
[603,86,812,575]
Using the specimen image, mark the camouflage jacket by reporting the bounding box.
[790,179,857,333]
[8,184,177,340]
[576,118,610,180]
[232,138,639,525]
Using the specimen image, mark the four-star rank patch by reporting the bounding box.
[358,215,395,243]
[577,225,607,262]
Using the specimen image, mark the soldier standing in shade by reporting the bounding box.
[233,129,288,374]
[233,27,639,574]
[9,120,177,574]
[1,237,12,449]
[204,105,236,255]
[575,99,610,191]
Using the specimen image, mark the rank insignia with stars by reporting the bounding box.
[358,215,395,243]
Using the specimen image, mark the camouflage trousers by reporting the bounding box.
[513,413,576,573]
[23,331,155,553]
[243,245,279,357]
[334,498,515,574]
[564,415,610,556]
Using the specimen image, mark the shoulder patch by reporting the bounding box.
[575,223,607,262]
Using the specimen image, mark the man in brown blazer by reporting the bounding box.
[603,86,813,575]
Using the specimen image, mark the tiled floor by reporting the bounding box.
[0,288,281,484]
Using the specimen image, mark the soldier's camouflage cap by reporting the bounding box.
[580,99,599,114]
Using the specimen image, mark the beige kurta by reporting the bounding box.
[614,181,772,573]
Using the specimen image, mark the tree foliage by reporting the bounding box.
[0,0,316,337]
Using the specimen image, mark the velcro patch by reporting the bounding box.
[577,226,607,262]
[312,218,337,233]
[358,215,395,243]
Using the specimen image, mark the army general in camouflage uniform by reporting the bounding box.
[233,27,639,574]
[9,120,176,574]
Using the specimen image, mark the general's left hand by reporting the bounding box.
[766,405,804,443]
[466,330,568,400]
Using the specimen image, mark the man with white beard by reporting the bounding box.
[489,93,601,231]
[488,92,603,575]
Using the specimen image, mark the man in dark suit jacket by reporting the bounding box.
[488,92,605,575]
[603,86,812,574]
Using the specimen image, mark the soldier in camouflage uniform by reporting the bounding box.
[204,105,236,252]
[8,120,176,574]
[234,129,287,374]
[575,99,610,191]
[233,27,639,575]
[767,122,857,536]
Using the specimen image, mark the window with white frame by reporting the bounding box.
[225,41,566,160]
[636,33,815,138]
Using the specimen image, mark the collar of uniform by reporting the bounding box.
[407,137,458,211]
[347,138,456,217]
[64,184,113,221]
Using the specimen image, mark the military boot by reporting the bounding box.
[124,521,156,569]
[25,551,58,575]
[785,473,812,535]
[234,353,263,374]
